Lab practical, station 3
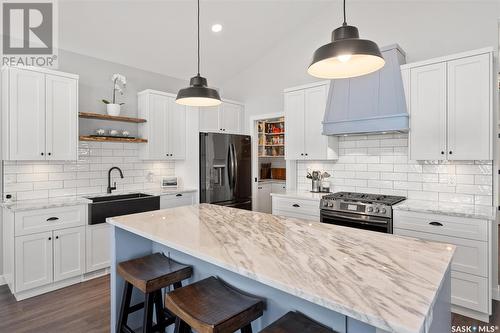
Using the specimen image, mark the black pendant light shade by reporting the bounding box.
[176,74,221,107]
[308,1,385,79]
[176,0,221,106]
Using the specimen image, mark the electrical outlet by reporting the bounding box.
[447,175,457,186]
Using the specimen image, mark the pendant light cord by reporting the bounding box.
[342,0,347,26]
[197,0,200,76]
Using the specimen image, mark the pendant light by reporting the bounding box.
[176,0,221,107]
[308,0,385,79]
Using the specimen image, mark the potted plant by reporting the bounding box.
[102,73,126,116]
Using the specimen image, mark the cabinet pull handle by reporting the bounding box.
[176,194,183,197]
[429,221,443,227]
[292,204,300,207]
[46,217,59,221]
[258,187,262,189]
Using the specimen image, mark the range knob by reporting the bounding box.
[328,202,334,207]
[367,206,373,212]
[380,208,387,214]
[374,207,380,213]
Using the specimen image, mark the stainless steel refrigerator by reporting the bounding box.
[199,132,252,210]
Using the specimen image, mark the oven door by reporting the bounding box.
[320,209,392,233]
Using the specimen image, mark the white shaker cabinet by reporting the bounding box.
[199,101,244,134]
[405,49,492,161]
[138,90,186,160]
[256,183,272,213]
[284,82,338,161]
[86,224,111,273]
[159,191,196,209]
[1,66,78,161]
[15,231,53,292]
[53,226,86,282]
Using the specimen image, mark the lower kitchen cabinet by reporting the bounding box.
[160,191,196,209]
[86,224,111,273]
[256,183,272,213]
[393,209,492,320]
[271,196,320,221]
[14,231,53,292]
[3,205,89,300]
[53,226,86,282]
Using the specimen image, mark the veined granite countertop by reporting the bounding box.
[394,199,496,220]
[107,203,455,333]
[1,188,197,212]
[270,190,329,201]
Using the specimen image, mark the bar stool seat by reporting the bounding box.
[165,276,264,333]
[117,253,193,333]
[260,311,337,333]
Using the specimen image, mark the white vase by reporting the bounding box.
[106,104,121,116]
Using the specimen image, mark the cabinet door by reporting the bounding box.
[199,106,221,132]
[271,182,286,194]
[304,84,328,160]
[8,68,46,160]
[409,63,447,160]
[86,224,110,273]
[53,226,85,282]
[447,53,491,160]
[284,90,305,160]
[45,74,78,160]
[169,101,187,160]
[221,102,243,133]
[256,183,272,213]
[160,192,195,209]
[15,232,53,292]
[147,94,169,159]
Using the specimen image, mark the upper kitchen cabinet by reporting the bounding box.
[138,89,186,160]
[284,81,338,160]
[404,48,493,161]
[1,66,78,161]
[199,101,244,134]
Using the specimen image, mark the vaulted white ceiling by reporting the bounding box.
[59,0,331,85]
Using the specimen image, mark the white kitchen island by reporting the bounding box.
[107,204,455,333]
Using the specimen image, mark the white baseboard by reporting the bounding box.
[452,305,490,323]
[492,285,500,301]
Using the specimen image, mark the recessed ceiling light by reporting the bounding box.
[211,24,222,33]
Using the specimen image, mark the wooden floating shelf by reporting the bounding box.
[258,155,285,158]
[79,112,147,123]
[79,135,147,143]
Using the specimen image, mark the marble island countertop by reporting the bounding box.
[394,199,496,220]
[107,203,455,333]
[1,188,197,212]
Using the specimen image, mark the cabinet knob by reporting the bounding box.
[48,237,52,240]
[55,236,59,239]
[305,153,308,156]
[48,152,51,156]
[41,152,44,156]
[441,151,445,155]
[300,153,304,156]
[449,151,453,155]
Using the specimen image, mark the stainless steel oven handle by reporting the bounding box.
[321,210,389,225]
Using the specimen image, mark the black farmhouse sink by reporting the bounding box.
[88,193,160,225]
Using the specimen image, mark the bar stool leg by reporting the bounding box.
[143,293,155,333]
[241,324,253,333]
[174,317,191,333]
[117,281,133,333]
[153,290,166,332]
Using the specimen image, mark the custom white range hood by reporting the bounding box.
[322,44,408,135]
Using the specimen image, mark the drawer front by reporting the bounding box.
[451,271,489,313]
[393,210,488,241]
[15,205,87,236]
[273,209,320,222]
[272,197,320,217]
[394,228,488,276]
[160,192,195,209]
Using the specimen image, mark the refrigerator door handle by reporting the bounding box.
[231,143,238,190]
[227,145,234,191]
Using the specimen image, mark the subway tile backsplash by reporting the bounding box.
[3,142,175,201]
[297,133,493,211]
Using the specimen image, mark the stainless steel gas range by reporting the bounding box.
[320,192,406,233]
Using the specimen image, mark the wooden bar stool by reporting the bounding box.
[116,253,193,333]
[260,311,337,333]
[165,276,264,333]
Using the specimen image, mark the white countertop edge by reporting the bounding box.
[270,191,328,201]
[393,201,496,221]
[107,217,428,333]
[1,188,198,212]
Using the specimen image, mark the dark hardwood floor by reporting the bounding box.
[0,275,109,333]
[0,274,497,332]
